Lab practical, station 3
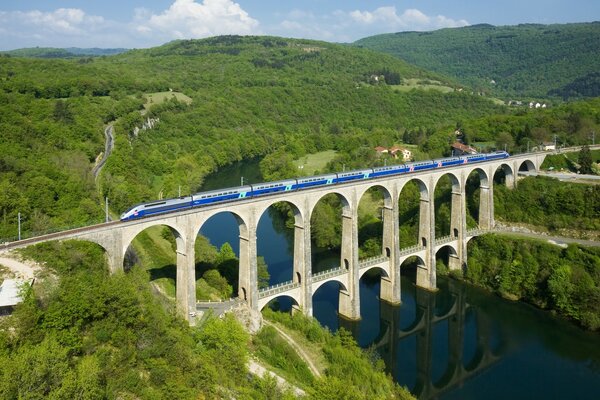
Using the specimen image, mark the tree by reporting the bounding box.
[578,144,593,174]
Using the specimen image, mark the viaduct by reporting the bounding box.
[2,153,547,324]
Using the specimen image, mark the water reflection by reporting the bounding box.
[337,278,506,399]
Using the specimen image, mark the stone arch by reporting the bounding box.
[398,178,429,249]
[493,163,515,188]
[196,210,249,303]
[518,159,536,173]
[358,265,390,280]
[435,244,460,273]
[255,200,304,286]
[400,254,427,284]
[260,295,300,313]
[356,184,392,260]
[308,191,352,277]
[432,172,461,239]
[311,277,349,294]
[465,167,490,229]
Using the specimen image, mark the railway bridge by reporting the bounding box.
[1,153,546,323]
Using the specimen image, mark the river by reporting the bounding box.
[199,159,600,399]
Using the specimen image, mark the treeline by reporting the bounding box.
[494,176,600,232]
[466,234,600,330]
[355,22,600,99]
[0,241,288,399]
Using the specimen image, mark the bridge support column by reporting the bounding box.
[479,182,494,230]
[176,225,197,324]
[417,191,436,291]
[450,182,466,271]
[294,218,313,316]
[104,230,124,274]
[381,195,401,304]
[339,203,360,320]
[239,216,258,313]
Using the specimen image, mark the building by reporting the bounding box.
[0,279,32,316]
[389,146,412,161]
[451,142,477,156]
[541,142,556,151]
[374,146,388,155]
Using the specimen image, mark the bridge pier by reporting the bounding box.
[450,180,467,271]
[294,216,313,316]
[381,196,401,304]
[479,182,494,230]
[239,215,258,313]
[418,187,437,291]
[176,225,197,323]
[339,201,360,320]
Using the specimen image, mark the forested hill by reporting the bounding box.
[0,47,128,58]
[354,22,600,100]
[0,35,508,239]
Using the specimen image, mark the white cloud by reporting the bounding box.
[347,7,468,30]
[136,0,260,40]
[272,6,469,42]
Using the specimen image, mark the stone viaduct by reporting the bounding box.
[2,153,546,324]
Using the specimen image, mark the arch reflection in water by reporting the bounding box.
[340,278,506,399]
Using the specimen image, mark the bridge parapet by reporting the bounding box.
[435,235,454,245]
[312,267,344,282]
[399,245,426,257]
[358,255,388,269]
[258,280,300,299]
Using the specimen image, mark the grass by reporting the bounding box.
[143,91,193,111]
[391,78,455,93]
[131,226,177,297]
[263,318,328,374]
[293,150,337,175]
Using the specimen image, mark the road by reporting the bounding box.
[519,170,600,183]
[92,124,114,180]
[494,228,600,248]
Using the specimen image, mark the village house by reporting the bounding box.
[451,142,477,156]
[389,145,412,161]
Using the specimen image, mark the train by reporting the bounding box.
[119,151,509,221]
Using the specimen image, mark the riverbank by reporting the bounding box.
[462,233,600,331]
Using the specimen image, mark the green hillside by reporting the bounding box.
[1,47,127,58]
[355,22,600,100]
[0,35,508,239]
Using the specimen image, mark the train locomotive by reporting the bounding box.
[120,151,509,221]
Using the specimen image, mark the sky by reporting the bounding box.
[0,0,598,50]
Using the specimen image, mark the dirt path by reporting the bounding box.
[247,359,306,396]
[0,253,39,280]
[263,320,322,378]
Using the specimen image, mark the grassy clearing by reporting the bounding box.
[391,78,454,93]
[143,91,193,110]
[263,318,328,374]
[293,150,337,175]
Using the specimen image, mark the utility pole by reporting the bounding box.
[527,140,530,153]
[18,212,21,241]
[241,176,244,186]
[178,185,181,197]
[105,197,109,223]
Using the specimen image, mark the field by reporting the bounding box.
[143,91,193,110]
[391,78,455,93]
[293,150,337,175]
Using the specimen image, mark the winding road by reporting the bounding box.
[92,124,114,180]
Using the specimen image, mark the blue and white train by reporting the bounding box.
[120,151,509,221]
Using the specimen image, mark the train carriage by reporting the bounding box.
[296,173,337,189]
[335,168,373,183]
[192,185,253,206]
